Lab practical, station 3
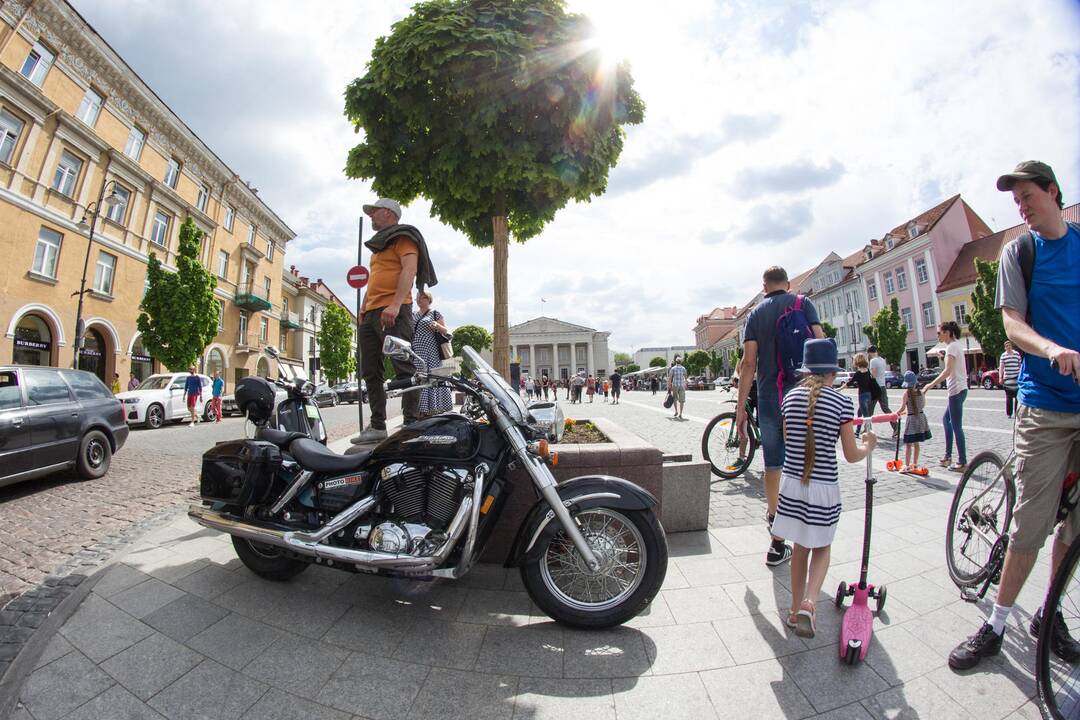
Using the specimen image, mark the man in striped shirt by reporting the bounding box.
[999,340,1021,418]
[667,357,688,419]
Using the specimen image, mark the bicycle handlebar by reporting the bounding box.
[851,412,899,427]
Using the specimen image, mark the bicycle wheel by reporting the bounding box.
[702,412,757,479]
[945,450,1014,588]
[1038,536,1080,719]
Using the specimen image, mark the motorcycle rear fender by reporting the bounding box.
[504,475,658,568]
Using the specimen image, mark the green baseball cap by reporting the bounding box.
[996,160,1058,191]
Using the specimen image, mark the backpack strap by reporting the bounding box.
[1017,231,1035,294]
[793,294,804,311]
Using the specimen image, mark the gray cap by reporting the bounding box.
[362,198,402,218]
[996,161,1058,192]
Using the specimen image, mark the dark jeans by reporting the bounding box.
[1004,385,1018,417]
[867,390,900,434]
[358,305,420,429]
[857,392,872,436]
[943,389,968,464]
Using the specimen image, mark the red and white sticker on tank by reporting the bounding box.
[320,475,363,491]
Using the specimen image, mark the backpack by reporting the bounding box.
[774,294,814,399]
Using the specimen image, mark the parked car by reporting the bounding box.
[833,371,854,388]
[917,367,946,389]
[312,383,339,408]
[332,381,368,403]
[980,369,1001,389]
[687,376,715,391]
[0,366,129,488]
[717,376,734,391]
[883,370,903,389]
[116,372,214,428]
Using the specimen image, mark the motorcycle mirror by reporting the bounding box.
[382,336,413,359]
[265,345,279,359]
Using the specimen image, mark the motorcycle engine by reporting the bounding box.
[365,464,469,555]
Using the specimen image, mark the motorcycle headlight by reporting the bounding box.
[301,381,316,397]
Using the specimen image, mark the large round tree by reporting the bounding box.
[344,0,644,376]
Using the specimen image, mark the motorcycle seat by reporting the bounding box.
[257,428,310,448]
[289,438,371,474]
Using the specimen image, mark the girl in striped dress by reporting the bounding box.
[771,339,877,638]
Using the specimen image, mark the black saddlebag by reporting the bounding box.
[200,439,282,505]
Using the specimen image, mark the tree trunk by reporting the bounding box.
[492,215,510,378]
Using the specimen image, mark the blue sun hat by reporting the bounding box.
[799,338,842,375]
[903,370,918,388]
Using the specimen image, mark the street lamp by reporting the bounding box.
[72,179,124,368]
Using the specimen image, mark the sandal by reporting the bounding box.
[784,610,799,629]
[795,600,816,638]
[948,463,968,473]
[939,457,952,468]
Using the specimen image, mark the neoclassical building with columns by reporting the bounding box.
[509,317,612,381]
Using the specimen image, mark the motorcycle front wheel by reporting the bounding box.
[522,507,667,629]
[231,536,309,581]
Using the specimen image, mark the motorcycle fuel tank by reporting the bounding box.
[370,414,479,462]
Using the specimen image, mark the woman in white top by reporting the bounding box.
[928,321,969,471]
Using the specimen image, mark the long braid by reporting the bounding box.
[800,375,828,485]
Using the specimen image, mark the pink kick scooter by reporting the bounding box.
[834,411,899,665]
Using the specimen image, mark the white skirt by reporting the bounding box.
[771,473,842,549]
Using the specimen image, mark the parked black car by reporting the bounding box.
[312,383,339,408]
[331,381,367,404]
[883,370,903,389]
[916,367,946,389]
[0,366,129,488]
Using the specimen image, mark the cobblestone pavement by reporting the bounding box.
[0,401,396,606]
[560,386,1016,529]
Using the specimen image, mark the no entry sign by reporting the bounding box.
[346,265,369,289]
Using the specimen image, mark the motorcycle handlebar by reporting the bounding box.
[386,377,415,391]
[851,412,899,427]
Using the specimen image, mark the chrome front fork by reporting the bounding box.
[497,416,600,571]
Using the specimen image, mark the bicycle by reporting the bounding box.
[701,396,759,480]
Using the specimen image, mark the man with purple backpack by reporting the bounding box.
[736,266,825,565]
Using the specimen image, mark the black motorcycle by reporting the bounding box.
[190,338,667,628]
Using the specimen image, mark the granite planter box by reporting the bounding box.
[482,417,710,563]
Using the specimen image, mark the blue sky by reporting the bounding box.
[73,0,1080,352]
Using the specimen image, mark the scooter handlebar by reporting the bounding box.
[386,377,415,391]
[851,412,899,427]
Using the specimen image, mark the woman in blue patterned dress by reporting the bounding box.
[412,291,453,416]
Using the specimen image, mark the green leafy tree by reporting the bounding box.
[685,350,710,376]
[863,297,907,368]
[318,304,356,384]
[137,217,218,371]
[821,321,838,339]
[613,351,632,366]
[344,0,644,377]
[451,324,493,357]
[707,350,725,378]
[727,348,739,374]
[625,363,640,373]
[649,356,667,368]
[968,258,1007,361]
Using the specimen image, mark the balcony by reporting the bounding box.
[281,311,301,329]
[234,281,272,312]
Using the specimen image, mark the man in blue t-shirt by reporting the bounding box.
[736,266,824,566]
[950,161,1080,670]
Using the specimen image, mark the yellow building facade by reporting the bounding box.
[0,0,294,388]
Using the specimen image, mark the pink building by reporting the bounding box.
[858,195,992,371]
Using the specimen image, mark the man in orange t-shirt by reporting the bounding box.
[354,198,421,442]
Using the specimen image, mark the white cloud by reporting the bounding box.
[73,0,1080,353]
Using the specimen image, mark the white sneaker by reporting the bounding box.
[189,421,196,427]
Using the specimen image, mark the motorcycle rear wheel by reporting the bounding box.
[231,536,309,581]
[522,507,667,629]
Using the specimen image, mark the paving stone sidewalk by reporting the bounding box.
[7,484,1054,719]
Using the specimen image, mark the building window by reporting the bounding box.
[895,266,907,290]
[247,223,256,245]
[308,336,315,354]
[266,239,274,262]
[263,276,271,299]
[279,332,287,351]
[238,312,248,343]
[922,301,936,328]
[883,272,895,295]
[104,184,130,224]
[217,300,225,331]
[282,297,289,316]
[914,257,929,284]
[164,158,180,189]
[52,150,82,197]
[900,307,913,330]
[224,205,235,231]
[259,317,268,343]
[150,211,170,246]
[75,87,103,127]
[217,250,228,278]
[93,251,116,295]
[0,109,25,166]
[20,41,54,87]
[867,282,877,301]
[124,126,145,161]
[196,184,209,213]
[953,303,968,326]
[32,227,61,278]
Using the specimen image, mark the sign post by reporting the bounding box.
[347,230,370,435]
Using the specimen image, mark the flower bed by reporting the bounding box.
[558,418,610,444]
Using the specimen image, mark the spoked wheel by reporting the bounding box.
[1038,536,1080,720]
[522,507,667,629]
[231,536,309,581]
[945,451,1014,588]
[145,404,165,429]
[835,581,848,608]
[702,412,757,480]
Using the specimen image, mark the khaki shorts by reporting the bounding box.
[673,387,686,403]
[1009,405,1080,554]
